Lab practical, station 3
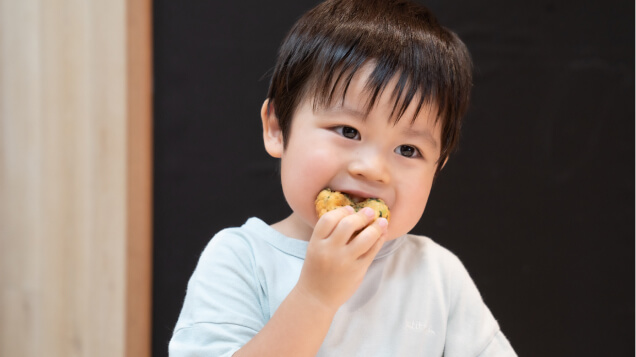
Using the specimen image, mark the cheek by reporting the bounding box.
[279,143,340,217]
[409,179,434,215]
[388,173,434,237]
[282,145,336,186]
[399,185,430,219]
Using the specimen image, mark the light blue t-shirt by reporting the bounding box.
[169,217,516,356]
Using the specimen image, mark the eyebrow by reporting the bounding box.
[322,104,368,119]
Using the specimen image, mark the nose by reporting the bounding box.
[348,147,391,184]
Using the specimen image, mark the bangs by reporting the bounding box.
[307,27,471,127]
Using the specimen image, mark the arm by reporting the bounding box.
[234,206,388,357]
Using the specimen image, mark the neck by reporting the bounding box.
[270,212,314,241]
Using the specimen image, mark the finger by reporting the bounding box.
[312,205,355,240]
[358,228,386,262]
[329,207,376,245]
[349,217,388,259]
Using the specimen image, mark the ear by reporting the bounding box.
[261,99,284,158]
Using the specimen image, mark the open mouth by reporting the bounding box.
[344,192,367,204]
[336,189,385,207]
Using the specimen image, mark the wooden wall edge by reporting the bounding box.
[125,0,153,356]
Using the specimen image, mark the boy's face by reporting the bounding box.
[262,64,442,241]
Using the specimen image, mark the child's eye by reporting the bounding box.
[334,126,361,140]
[395,145,421,158]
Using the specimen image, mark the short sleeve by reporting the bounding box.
[477,331,517,357]
[168,230,267,357]
[443,254,517,357]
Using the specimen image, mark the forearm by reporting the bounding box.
[234,209,386,357]
[233,286,337,357]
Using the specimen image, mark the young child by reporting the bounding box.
[169,0,517,356]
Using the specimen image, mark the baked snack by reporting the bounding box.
[315,188,390,221]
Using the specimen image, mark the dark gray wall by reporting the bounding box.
[153,1,634,356]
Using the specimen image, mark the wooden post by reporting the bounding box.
[0,0,152,356]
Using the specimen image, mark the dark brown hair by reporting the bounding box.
[266,0,473,174]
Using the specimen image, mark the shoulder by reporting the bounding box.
[194,217,303,279]
[192,218,268,278]
[200,218,269,257]
[172,219,273,348]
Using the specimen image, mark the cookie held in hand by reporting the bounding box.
[315,188,390,221]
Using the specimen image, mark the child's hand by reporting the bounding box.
[294,206,388,313]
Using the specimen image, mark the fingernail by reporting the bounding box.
[362,207,375,218]
[377,218,388,229]
[344,205,355,214]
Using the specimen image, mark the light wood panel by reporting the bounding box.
[0,0,152,356]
